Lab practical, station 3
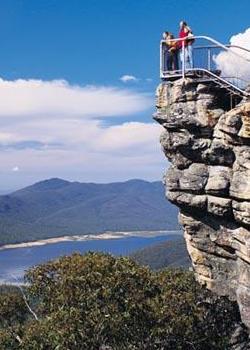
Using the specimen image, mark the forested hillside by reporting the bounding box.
[131,237,191,269]
[0,178,179,245]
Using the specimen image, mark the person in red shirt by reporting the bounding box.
[179,21,194,70]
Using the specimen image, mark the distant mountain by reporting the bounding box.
[131,237,191,270]
[0,189,15,195]
[0,178,179,245]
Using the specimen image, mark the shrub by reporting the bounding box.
[0,252,243,349]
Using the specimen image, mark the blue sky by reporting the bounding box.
[0,0,250,190]
[1,0,250,84]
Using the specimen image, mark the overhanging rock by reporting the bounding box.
[154,77,250,332]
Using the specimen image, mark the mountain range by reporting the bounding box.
[0,178,179,245]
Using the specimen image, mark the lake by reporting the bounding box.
[0,232,182,284]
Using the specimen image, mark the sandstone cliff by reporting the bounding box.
[154,78,250,336]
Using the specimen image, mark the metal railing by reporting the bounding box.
[160,35,250,97]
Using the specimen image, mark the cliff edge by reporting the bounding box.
[154,78,250,332]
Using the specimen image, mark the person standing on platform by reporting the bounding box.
[179,21,194,69]
[166,33,179,71]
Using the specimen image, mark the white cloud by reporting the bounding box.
[0,76,165,187]
[93,122,160,153]
[214,28,250,81]
[0,119,161,152]
[0,78,151,118]
[120,75,138,83]
[0,121,164,186]
[0,132,14,142]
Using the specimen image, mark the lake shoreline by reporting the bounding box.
[0,230,182,252]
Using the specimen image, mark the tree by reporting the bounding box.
[0,252,245,349]
[0,287,29,349]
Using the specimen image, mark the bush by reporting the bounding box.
[0,252,243,349]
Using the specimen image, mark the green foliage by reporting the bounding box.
[0,284,20,295]
[24,253,159,349]
[0,289,28,328]
[0,287,30,349]
[0,329,20,350]
[0,252,243,349]
[151,269,240,349]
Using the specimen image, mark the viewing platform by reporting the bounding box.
[160,35,250,100]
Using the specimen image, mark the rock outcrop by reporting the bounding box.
[154,78,250,337]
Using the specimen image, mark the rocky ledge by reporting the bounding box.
[154,78,250,335]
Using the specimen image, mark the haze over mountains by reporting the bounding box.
[0,178,179,245]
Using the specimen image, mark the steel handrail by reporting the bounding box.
[228,45,250,53]
[160,35,250,62]
[193,45,250,53]
[222,76,250,84]
[161,67,249,86]
[160,34,250,98]
[188,68,249,96]
[161,67,249,96]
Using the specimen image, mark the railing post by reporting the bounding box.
[182,41,185,78]
[208,49,211,70]
[160,41,163,78]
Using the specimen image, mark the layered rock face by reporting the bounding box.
[154,78,250,332]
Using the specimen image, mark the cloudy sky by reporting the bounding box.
[1,0,250,190]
